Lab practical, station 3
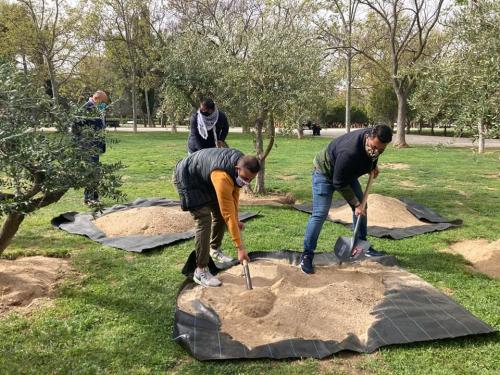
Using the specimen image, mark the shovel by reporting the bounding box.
[242,259,253,290]
[334,171,374,265]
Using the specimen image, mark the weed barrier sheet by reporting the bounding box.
[52,198,258,253]
[173,250,494,360]
[293,197,462,239]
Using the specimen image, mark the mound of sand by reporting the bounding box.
[177,260,387,348]
[0,256,71,315]
[93,206,194,237]
[329,194,429,229]
[441,239,500,279]
[239,192,296,206]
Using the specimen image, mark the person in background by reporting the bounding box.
[187,98,229,154]
[73,90,109,205]
[300,124,393,274]
[174,148,261,286]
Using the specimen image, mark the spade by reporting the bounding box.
[334,171,374,265]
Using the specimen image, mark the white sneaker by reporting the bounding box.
[193,268,222,287]
[209,248,234,263]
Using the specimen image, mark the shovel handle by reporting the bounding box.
[351,171,375,248]
[242,260,253,290]
[360,171,375,211]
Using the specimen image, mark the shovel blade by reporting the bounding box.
[334,237,371,262]
[334,236,353,262]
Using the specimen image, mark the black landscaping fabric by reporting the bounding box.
[51,198,258,253]
[293,197,463,239]
[173,250,495,360]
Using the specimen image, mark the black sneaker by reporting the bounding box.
[300,253,314,274]
[365,247,385,257]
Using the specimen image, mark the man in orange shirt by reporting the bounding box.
[174,148,261,287]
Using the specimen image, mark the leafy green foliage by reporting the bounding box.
[0,62,124,250]
[410,1,500,141]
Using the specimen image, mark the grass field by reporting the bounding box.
[0,132,499,374]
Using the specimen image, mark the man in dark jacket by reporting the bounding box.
[174,148,260,287]
[187,98,229,154]
[73,90,109,205]
[300,124,393,274]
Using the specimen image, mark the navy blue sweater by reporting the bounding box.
[314,129,377,205]
[187,111,229,153]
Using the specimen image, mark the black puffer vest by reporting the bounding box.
[174,148,243,211]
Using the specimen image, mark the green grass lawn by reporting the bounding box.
[1,132,499,374]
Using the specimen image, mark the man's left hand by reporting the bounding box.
[238,221,245,231]
[373,166,379,179]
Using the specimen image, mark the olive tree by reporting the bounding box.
[162,0,323,193]
[0,63,124,253]
[354,0,446,147]
[410,0,499,152]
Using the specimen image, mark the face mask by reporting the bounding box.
[365,141,380,160]
[235,175,249,187]
[97,102,107,111]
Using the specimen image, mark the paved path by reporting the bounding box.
[45,126,500,148]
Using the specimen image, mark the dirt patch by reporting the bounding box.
[380,163,410,170]
[329,194,429,229]
[441,239,500,279]
[239,192,296,206]
[177,260,387,349]
[484,173,499,179]
[398,180,426,188]
[278,175,298,181]
[93,206,194,237]
[0,256,71,315]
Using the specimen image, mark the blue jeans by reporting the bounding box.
[303,170,367,254]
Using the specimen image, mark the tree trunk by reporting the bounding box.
[478,118,485,153]
[22,54,28,76]
[0,190,67,253]
[431,121,435,135]
[46,58,59,105]
[0,212,25,254]
[131,70,138,133]
[171,123,177,133]
[254,109,268,194]
[144,88,154,127]
[345,49,352,133]
[418,120,422,134]
[297,124,304,139]
[394,89,409,147]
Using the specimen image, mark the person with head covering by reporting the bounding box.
[187,98,229,154]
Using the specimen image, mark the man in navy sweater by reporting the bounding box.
[187,98,229,154]
[73,90,109,205]
[301,124,393,274]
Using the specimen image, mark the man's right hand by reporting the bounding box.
[355,205,366,217]
[237,247,250,263]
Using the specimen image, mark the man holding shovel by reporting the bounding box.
[300,124,393,274]
[174,148,260,287]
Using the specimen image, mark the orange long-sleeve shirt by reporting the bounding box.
[210,170,242,248]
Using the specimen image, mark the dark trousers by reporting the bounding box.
[190,204,226,268]
[84,154,100,201]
